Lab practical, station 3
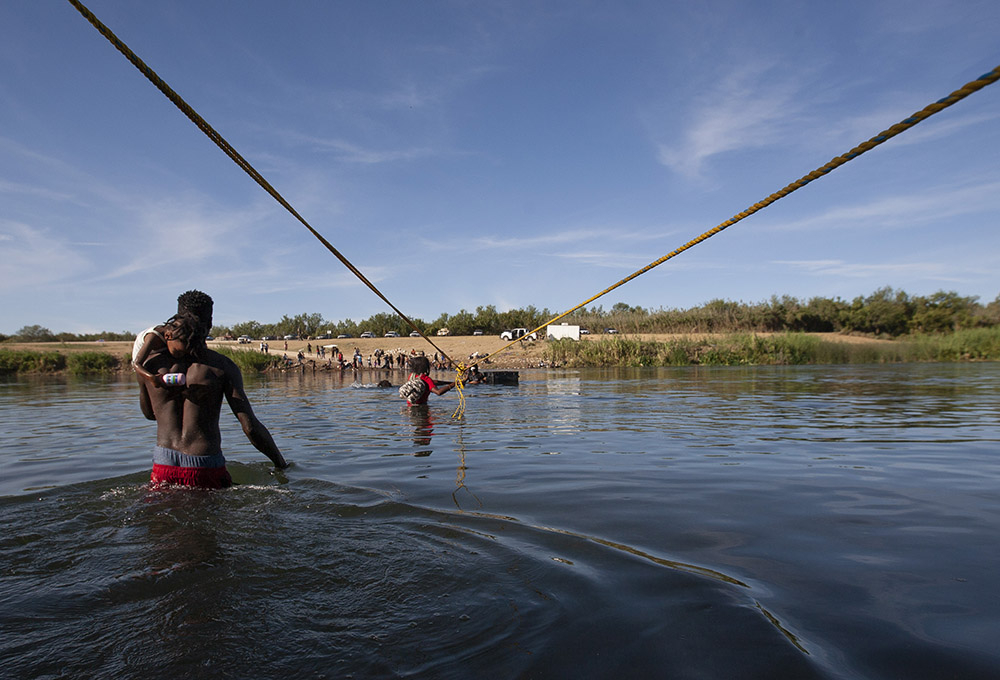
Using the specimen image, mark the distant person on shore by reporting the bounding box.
[399,356,462,406]
[132,290,214,388]
[138,297,287,488]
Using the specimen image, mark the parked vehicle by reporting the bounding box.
[604,328,618,334]
[500,328,537,342]
[337,334,351,339]
[237,335,252,344]
[384,331,400,337]
[409,331,421,337]
[436,328,451,336]
[580,328,590,335]
[546,323,580,341]
[473,329,483,336]
[360,331,374,338]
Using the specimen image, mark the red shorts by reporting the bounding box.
[150,446,232,489]
[151,464,232,489]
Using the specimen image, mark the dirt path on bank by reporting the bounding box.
[5,332,894,371]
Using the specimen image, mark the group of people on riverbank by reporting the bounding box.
[272,342,460,375]
[133,291,473,489]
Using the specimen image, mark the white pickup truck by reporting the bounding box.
[500,327,537,341]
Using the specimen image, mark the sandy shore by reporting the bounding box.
[4,331,893,371]
[224,334,551,369]
[233,330,895,370]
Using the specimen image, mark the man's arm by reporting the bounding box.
[222,358,288,468]
[429,380,457,396]
[429,369,468,396]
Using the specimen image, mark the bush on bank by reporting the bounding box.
[0,350,66,374]
[0,350,127,375]
[213,346,283,372]
[65,351,122,374]
[0,347,280,375]
[544,328,1000,367]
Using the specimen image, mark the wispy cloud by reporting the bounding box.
[774,258,957,281]
[429,224,680,253]
[651,59,1000,181]
[761,179,1000,232]
[467,228,625,250]
[552,249,653,269]
[818,106,999,152]
[0,220,91,290]
[654,61,808,178]
[91,197,272,281]
[275,130,442,165]
[0,179,75,202]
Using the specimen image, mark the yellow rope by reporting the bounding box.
[472,64,1000,368]
[452,428,482,510]
[66,0,457,366]
[451,364,467,419]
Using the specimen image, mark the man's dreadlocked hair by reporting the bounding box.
[177,290,213,341]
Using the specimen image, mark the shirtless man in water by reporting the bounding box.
[138,308,287,488]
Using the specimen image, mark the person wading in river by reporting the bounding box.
[138,307,287,488]
[399,355,461,406]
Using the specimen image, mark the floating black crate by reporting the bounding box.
[483,371,519,385]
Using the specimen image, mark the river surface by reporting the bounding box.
[1,363,999,679]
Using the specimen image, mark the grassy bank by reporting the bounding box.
[0,349,126,375]
[213,346,284,372]
[544,329,1000,367]
[4,330,999,374]
[0,346,281,375]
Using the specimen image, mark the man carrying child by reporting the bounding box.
[136,291,287,487]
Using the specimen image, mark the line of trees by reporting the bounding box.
[0,326,134,343]
[213,288,1000,340]
[217,307,554,341]
[4,288,999,344]
[574,288,1000,337]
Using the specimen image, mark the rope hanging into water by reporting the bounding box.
[451,376,467,420]
[66,0,454,364]
[473,64,1000,367]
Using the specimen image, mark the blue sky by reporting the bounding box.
[2,1,998,335]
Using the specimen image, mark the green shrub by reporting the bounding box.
[214,346,282,372]
[66,351,120,374]
[543,330,1000,368]
[902,327,1000,361]
[0,350,66,374]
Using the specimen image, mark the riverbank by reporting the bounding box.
[0,334,550,373]
[546,327,1000,366]
[3,329,998,374]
